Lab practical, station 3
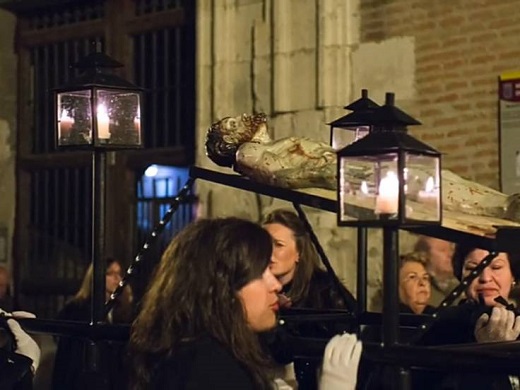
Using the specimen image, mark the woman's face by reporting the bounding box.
[264,223,299,285]
[463,249,514,306]
[399,261,431,314]
[238,267,282,332]
[105,262,122,295]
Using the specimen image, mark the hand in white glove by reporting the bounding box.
[319,333,362,390]
[474,306,520,343]
[7,311,40,374]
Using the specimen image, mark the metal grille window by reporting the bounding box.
[10,0,196,318]
[135,0,181,15]
[134,28,186,149]
[134,165,195,298]
[24,166,92,317]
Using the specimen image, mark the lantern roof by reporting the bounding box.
[344,89,380,111]
[337,128,440,157]
[57,52,141,91]
[328,89,380,127]
[371,92,421,129]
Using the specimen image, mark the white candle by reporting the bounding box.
[418,176,437,204]
[375,171,399,214]
[59,110,74,138]
[134,116,141,133]
[97,104,111,139]
[360,180,369,195]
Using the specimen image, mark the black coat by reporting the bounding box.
[52,299,129,390]
[152,336,261,389]
[264,270,356,390]
[413,301,516,390]
[0,349,33,390]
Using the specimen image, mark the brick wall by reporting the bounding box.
[358,0,520,189]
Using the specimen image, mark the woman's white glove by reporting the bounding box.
[474,306,520,343]
[7,311,40,374]
[319,333,362,390]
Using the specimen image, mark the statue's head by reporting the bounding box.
[205,113,268,167]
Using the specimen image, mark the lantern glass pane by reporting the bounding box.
[339,153,399,222]
[57,90,93,146]
[332,126,370,150]
[96,89,142,146]
[404,153,441,222]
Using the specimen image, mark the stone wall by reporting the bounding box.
[0,9,17,270]
[195,0,520,309]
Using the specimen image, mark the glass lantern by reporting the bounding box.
[337,93,442,227]
[54,52,143,149]
[328,89,379,150]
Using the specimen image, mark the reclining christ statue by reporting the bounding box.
[205,113,520,224]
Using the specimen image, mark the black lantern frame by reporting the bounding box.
[54,52,143,150]
[327,89,380,150]
[336,93,442,228]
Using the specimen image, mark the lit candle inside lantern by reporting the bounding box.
[97,104,110,139]
[59,110,74,138]
[360,180,369,195]
[375,171,399,214]
[134,116,141,133]
[418,176,437,204]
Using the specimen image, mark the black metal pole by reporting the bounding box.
[382,226,399,346]
[382,226,412,390]
[357,227,367,314]
[92,149,106,325]
[85,149,109,389]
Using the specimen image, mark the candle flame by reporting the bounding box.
[360,181,369,194]
[379,171,398,196]
[60,110,72,121]
[97,104,109,117]
[425,176,435,192]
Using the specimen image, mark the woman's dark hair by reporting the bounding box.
[129,217,274,390]
[452,243,520,281]
[262,209,322,304]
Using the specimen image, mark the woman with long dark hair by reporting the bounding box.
[129,217,361,390]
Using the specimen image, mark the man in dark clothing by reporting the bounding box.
[0,312,41,390]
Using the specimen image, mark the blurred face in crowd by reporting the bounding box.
[105,261,122,296]
[463,249,514,307]
[425,237,454,277]
[238,267,282,332]
[399,261,431,314]
[264,223,299,286]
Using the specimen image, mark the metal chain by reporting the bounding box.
[103,177,196,315]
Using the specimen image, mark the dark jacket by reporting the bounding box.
[0,349,33,390]
[152,336,260,389]
[52,299,129,390]
[286,270,356,312]
[265,270,356,390]
[414,300,516,390]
